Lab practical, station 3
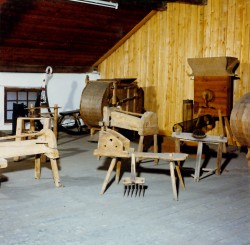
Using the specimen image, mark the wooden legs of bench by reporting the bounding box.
[137,134,158,164]
[100,158,121,194]
[169,161,178,201]
[35,154,61,187]
[175,165,185,191]
[100,157,183,200]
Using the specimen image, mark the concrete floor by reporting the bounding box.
[0,132,250,245]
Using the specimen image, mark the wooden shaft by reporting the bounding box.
[131,153,136,182]
[112,82,117,105]
[53,104,58,138]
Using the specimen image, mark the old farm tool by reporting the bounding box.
[80,78,144,134]
[93,128,133,195]
[0,129,61,187]
[101,106,159,163]
[94,128,188,200]
[122,153,145,197]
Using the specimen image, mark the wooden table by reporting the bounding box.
[172,132,227,181]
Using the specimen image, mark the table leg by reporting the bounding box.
[169,161,178,201]
[153,134,158,165]
[174,138,185,188]
[194,141,203,181]
[50,158,61,187]
[34,154,41,179]
[216,142,223,175]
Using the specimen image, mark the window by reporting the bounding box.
[4,87,40,123]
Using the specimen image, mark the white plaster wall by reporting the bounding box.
[0,72,100,130]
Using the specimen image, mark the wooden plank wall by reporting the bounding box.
[98,0,250,136]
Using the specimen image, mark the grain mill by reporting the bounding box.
[188,56,239,117]
[188,56,240,139]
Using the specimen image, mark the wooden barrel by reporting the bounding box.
[230,92,250,146]
[80,81,112,127]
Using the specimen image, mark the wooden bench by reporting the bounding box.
[0,129,61,187]
[94,128,188,200]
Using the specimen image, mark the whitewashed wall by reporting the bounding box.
[0,72,100,130]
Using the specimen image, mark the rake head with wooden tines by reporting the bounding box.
[122,153,145,197]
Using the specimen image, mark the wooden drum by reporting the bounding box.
[80,79,144,127]
[80,81,111,127]
[230,92,250,146]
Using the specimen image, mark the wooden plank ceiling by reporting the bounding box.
[0,0,206,73]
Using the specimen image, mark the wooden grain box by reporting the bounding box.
[194,76,234,117]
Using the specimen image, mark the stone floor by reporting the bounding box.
[0,132,249,245]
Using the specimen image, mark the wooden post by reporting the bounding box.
[153,134,159,164]
[126,88,130,111]
[216,142,223,175]
[218,109,227,153]
[169,161,178,201]
[112,82,117,106]
[53,104,59,139]
[35,154,41,179]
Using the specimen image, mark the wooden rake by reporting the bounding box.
[122,153,145,197]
